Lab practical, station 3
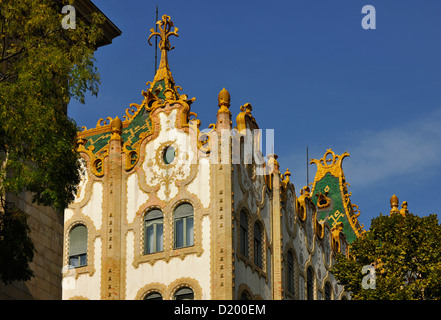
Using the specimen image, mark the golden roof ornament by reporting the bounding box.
[390,194,400,215]
[218,88,231,115]
[147,15,180,101]
[310,148,365,242]
[109,116,123,142]
[399,201,409,217]
[236,103,257,133]
[310,149,349,182]
[139,14,195,113]
[283,168,291,182]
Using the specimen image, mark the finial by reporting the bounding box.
[147,15,180,100]
[240,103,252,114]
[303,186,310,196]
[110,116,123,142]
[218,88,231,115]
[399,201,408,217]
[77,137,86,146]
[390,194,400,215]
[148,15,179,52]
[282,168,291,185]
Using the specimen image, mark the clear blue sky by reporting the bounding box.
[68,0,441,230]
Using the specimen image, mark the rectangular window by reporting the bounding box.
[146,224,155,254]
[254,238,262,268]
[175,218,184,248]
[174,217,194,248]
[186,217,194,247]
[69,253,87,268]
[145,220,164,254]
[288,264,294,293]
[240,225,248,256]
[69,225,88,268]
[156,223,164,252]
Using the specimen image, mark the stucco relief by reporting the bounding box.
[236,162,266,215]
[285,188,296,236]
[323,227,332,268]
[296,226,307,268]
[142,109,196,202]
[73,158,89,204]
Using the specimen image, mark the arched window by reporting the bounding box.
[174,287,194,300]
[254,222,262,268]
[144,292,163,300]
[239,210,249,257]
[287,250,295,294]
[324,282,332,300]
[174,203,194,248]
[69,224,87,268]
[307,266,314,300]
[144,209,164,254]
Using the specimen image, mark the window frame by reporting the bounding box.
[324,281,332,300]
[287,250,295,294]
[68,224,88,269]
[253,222,262,268]
[173,203,194,249]
[144,209,164,254]
[239,210,249,257]
[307,266,315,300]
[174,287,194,300]
[144,292,163,300]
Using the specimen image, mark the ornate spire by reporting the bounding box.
[147,15,180,101]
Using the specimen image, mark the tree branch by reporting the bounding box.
[0,46,25,63]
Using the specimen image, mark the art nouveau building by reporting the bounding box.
[62,15,364,300]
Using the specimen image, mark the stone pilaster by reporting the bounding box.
[101,117,123,299]
[211,88,234,299]
[269,154,283,300]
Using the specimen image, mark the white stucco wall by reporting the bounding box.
[81,181,103,230]
[187,157,211,209]
[126,172,149,224]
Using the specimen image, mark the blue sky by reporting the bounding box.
[68,0,441,229]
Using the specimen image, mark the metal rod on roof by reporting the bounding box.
[154,5,158,75]
[307,146,309,187]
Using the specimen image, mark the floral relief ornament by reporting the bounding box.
[144,132,194,201]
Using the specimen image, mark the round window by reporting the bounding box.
[163,145,176,165]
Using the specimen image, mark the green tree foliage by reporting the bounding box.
[332,212,441,299]
[0,0,105,284]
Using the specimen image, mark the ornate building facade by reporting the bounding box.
[62,15,364,300]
